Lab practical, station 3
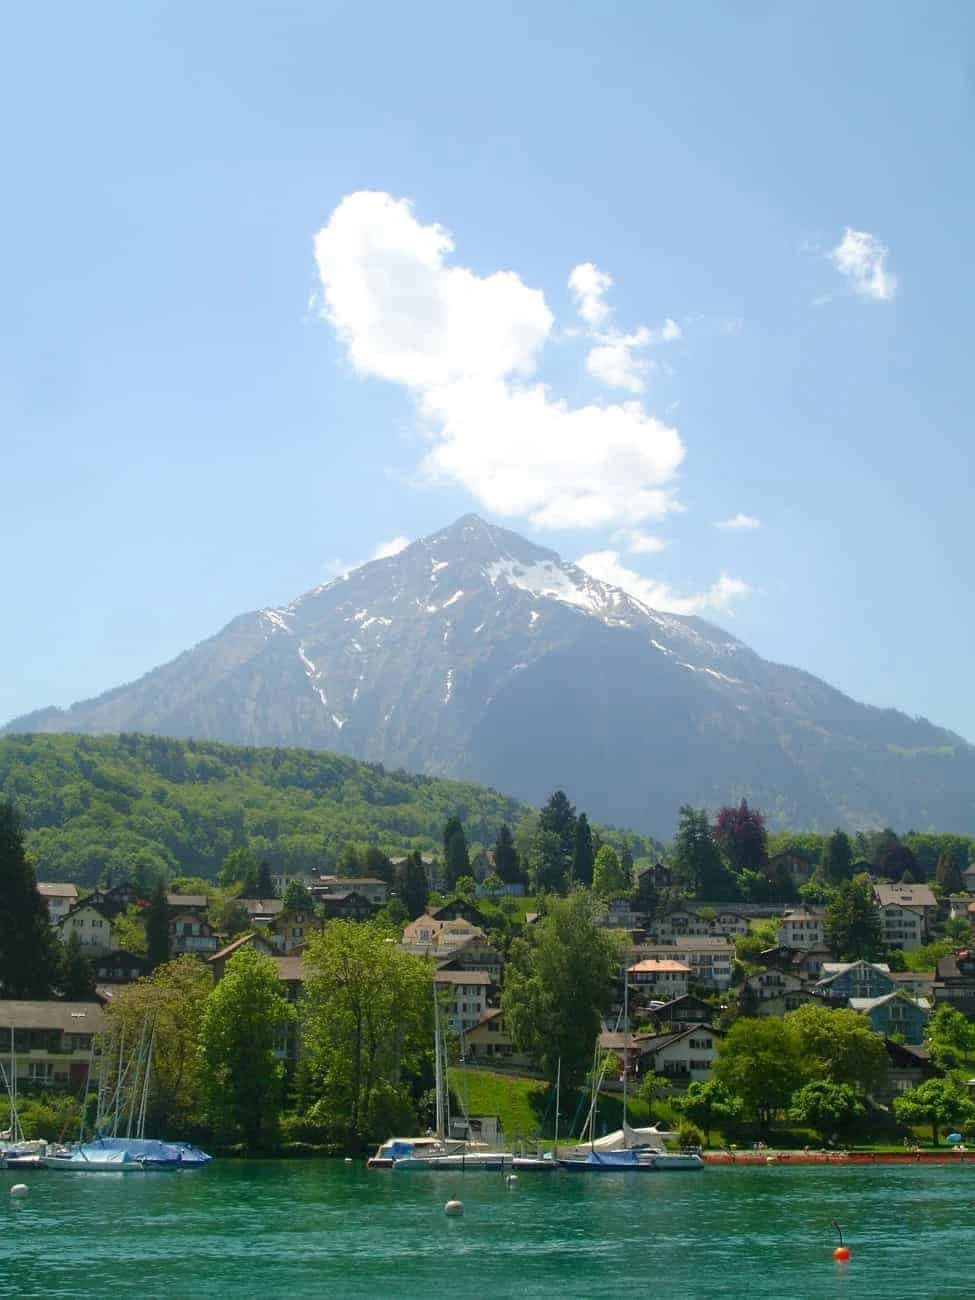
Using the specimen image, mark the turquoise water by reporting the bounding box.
[2,1160,973,1298]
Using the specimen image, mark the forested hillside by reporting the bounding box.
[0,733,525,886]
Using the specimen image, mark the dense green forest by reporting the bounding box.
[0,733,527,886]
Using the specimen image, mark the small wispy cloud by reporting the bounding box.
[371,535,410,561]
[715,513,761,531]
[829,228,897,302]
[613,528,669,554]
[577,549,750,617]
[568,262,681,395]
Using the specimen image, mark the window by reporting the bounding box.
[28,1062,54,1082]
[689,1038,712,1050]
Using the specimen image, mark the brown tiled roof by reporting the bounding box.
[37,882,79,899]
[433,969,493,985]
[208,933,259,963]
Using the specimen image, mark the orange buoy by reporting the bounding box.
[833,1247,851,1263]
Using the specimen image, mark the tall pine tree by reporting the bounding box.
[572,814,595,887]
[935,848,964,895]
[0,801,60,998]
[145,878,172,970]
[492,825,523,886]
[444,826,470,891]
[396,850,429,919]
[60,929,96,1000]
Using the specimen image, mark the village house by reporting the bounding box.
[166,893,209,917]
[653,908,749,942]
[319,891,374,921]
[268,906,322,954]
[85,882,141,919]
[933,949,975,1017]
[849,990,929,1045]
[0,1000,106,1089]
[434,969,493,1036]
[56,900,114,956]
[775,907,826,950]
[962,862,975,893]
[874,883,937,947]
[812,960,893,1005]
[741,967,808,1006]
[169,910,219,956]
[880,1041,936,1102]
[789,946,831,982]
[639,994,715,1031]
[628,959,691,1000]
[36,882,79,924]
[765,849,814,888]
[239,898,285,926]
[93,950,151,985]
[311,876,389,907]
[464,1008,532,1069]
[889,970,937,1001]
[429,898,489,927]
[207,933,274,981]
[632,1022,722,1084]
[671,937,734,991]
[401,916,503,982]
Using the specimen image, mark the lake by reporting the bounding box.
[2,1159,972,1297]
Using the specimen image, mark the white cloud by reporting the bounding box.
[370,535,410,560]
[568,262,614,328]
[829,228,897,302]
[577,549,750,617]
[716,513,761,531]
[614,528,668,554]
[568,262,680,393]
[315,194,685,531]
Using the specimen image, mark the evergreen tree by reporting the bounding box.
[396,850,429,919]
[256,860,277,898]
[824,875,883,961]
[444,825,470,891]
[673,806,737,901]
[145,879,172,971]
[539,790,577,874]
[282,879,316,912]
[362,846,395,886]
[530,828,567,894]
[492,824,522,886]
[217,846,258,891]
[935,848,964,895]
[336,843,363,878]
[442,816,464,861]
[571,814,595,887]
[820,829,854,883]
[60,929,96,1000]
[0,801,60,998]
[240,862,259,896]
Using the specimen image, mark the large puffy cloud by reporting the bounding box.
[577,549,750,616]
[829,228,897,302]
[314,193,686,531]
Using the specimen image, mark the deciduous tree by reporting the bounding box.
[785,1003,886,1094]
[301,921,432,1143]
[592,845,630,898]
[714,800,768,875]
[788,1080,864,1144]
[712,1017,807,1130]
[199,946,295,1149]
[893,1076,975,1145]
[502,893,621,1088]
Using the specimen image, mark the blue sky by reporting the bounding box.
[3,1,974,743]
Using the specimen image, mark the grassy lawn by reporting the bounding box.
[447,1067,676,1144]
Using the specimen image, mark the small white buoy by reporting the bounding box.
[444,1199,464,1216]
[506,1173,518,1187]
[344,1157,353,1164]
[10,1184,28,1199]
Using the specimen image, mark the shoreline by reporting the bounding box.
[704,1149,975,1166]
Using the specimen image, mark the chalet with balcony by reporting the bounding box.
[0,1001,106,1089]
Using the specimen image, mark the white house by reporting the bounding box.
[775,908,826,951]
[56,902,114,956]
[634,1023,721,1083]
[36,882,79,924]
[433,969,493,1036]
[628,959,691,999]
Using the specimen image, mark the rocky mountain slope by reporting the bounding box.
[6,514,974,835]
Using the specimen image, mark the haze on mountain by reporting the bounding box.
[6,514,973,837]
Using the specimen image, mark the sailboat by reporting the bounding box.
[557,972,704,1172]
[369,981,512,1170]
[0,1027,47,1170]
[43,1016,211,1172]
[511,1059,560,1172]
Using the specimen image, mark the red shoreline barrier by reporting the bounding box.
[704,1150,975,1166]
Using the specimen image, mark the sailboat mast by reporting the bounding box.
[554,1058,561,1158]
[433,981,445,1140]
[622,964,629,1126]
